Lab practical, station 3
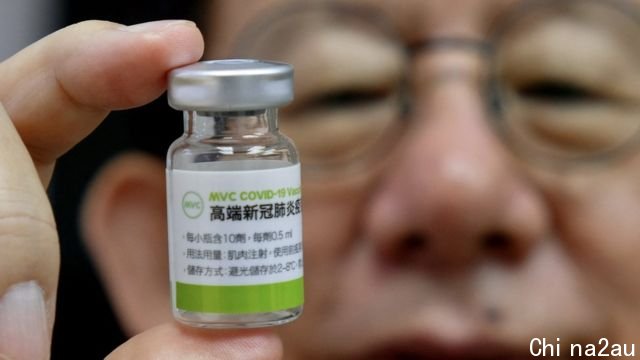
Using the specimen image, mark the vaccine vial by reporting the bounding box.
[166,59,303,328]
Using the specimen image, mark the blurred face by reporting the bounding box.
[199,0,640,358]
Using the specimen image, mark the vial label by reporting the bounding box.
[167,164,303,314]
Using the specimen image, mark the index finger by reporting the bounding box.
[0,20,204,184]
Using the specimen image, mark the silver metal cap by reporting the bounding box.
[168,59,294,111]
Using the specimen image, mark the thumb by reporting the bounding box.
[0,282,50,360]
[0,102,57,360]
[107,323,283,360]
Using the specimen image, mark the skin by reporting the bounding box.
[204,1,640,358]
[3,0,640,359]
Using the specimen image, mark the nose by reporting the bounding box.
[364,52,549,271]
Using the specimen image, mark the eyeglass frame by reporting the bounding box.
[227,0,640,176]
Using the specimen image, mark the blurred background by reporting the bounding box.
[0,0,60,61]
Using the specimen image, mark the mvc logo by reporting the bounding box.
[182,191,204,219]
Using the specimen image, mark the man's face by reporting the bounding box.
[81,0,640,358]
[196,0,640,359]
[199,0,640,358]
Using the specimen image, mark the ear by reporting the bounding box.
[81,152,172,336]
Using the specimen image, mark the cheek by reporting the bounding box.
[281,176,375,342]
[301,178,371,279]
[539,156,640,323]
[561,192,640,301]
[286,145,395,345]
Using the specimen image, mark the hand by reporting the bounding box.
[0,20,282,360]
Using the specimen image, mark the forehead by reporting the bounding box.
[206,0,640,56]
[355,0,519,41]
[205,0,519,56]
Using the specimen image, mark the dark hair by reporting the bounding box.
[50,0,201,358]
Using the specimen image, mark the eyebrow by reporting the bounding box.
[228,0,399,55]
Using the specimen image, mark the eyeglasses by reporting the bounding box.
[231,0,640,176]
[490,0,640,168]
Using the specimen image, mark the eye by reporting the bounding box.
[317,90,383,106]
[307,88,392,109]
[518,81,600,103]
[499,78,640,156]
[488,0,640,163]
[227,2,410,174]
[278,85,403,169]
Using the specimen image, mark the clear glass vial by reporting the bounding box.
[166,59,303,328]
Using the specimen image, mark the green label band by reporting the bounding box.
[176,277,304,314]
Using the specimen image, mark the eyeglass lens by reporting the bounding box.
[232,0,640,173]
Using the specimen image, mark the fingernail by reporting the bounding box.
[0,281,49,360]
[125,19,196,33]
